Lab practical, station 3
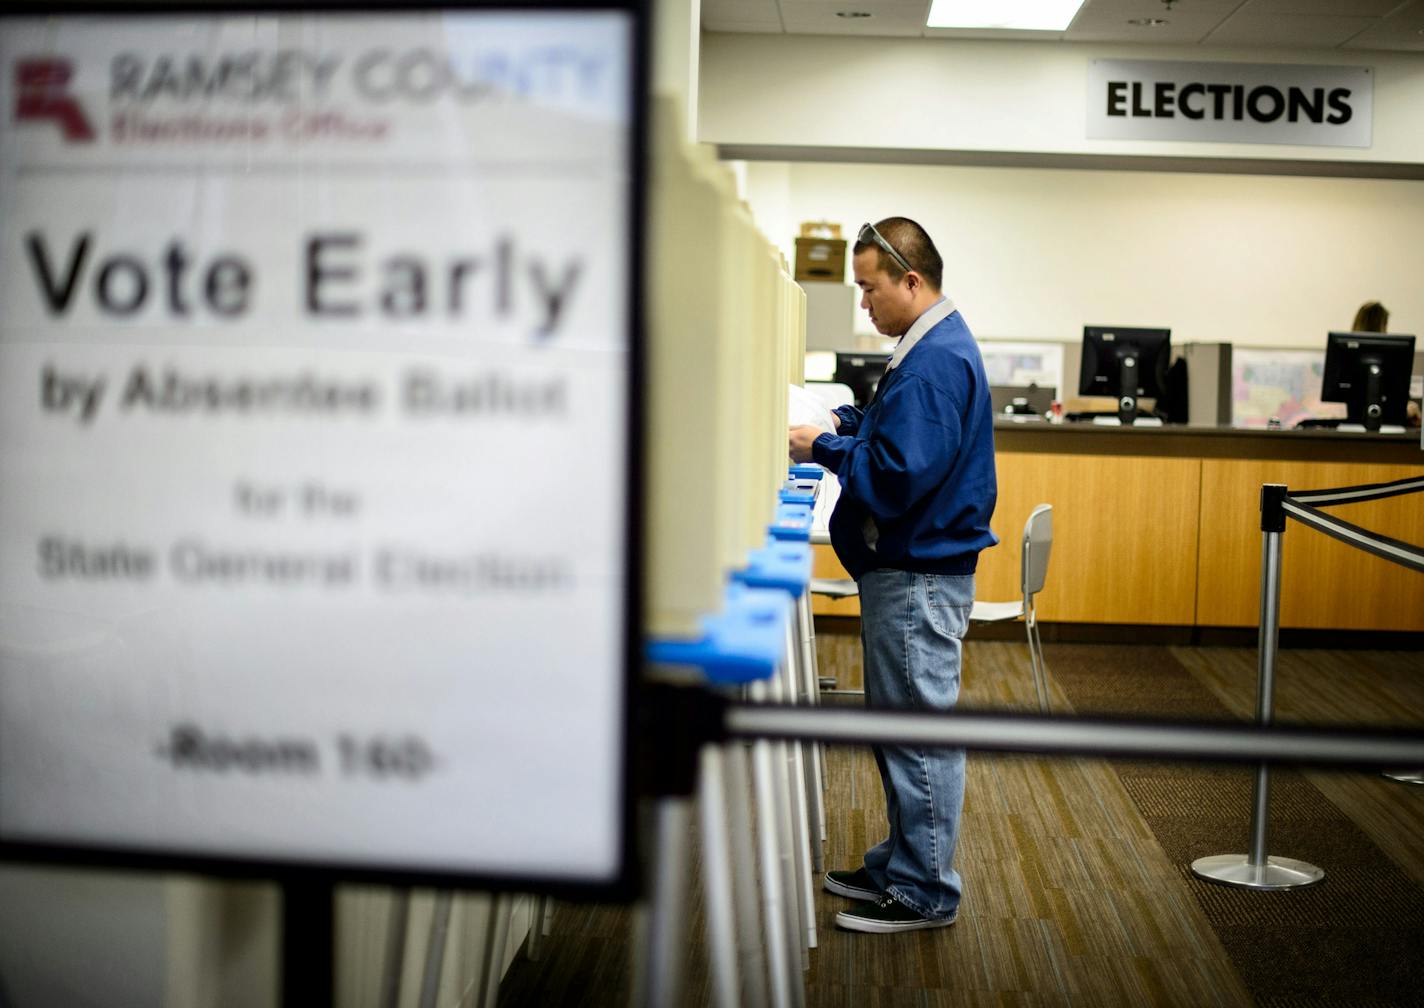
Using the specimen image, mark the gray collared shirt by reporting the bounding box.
[887,295,957,370]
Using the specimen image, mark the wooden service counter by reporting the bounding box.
[812,421,1424,633]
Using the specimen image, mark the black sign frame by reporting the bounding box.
[0,0,649,902]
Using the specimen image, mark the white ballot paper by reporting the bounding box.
[788,382,838,434]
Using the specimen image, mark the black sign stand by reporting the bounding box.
[282,878,335,1008]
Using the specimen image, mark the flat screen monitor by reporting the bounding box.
[835,352,887,408]
[1321,332,1417,431]
[991,383,1055,418]
[1078,326,1171,425]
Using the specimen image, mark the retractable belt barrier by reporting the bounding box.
[1192,475,1424,891]
[1282,475,1424,573]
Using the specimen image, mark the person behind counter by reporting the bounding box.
[1353,300,1389,334]
[1351,300,1420,427]
[788,218,997,934]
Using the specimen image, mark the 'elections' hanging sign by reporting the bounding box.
[0,5,642,892]
[1087,59,1372,148]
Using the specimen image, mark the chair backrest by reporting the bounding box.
[1020,504,1053,598]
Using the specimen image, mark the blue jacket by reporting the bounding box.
[812,309,998,580]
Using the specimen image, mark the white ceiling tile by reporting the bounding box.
[703,18,786,32]
[1204,13,1378,47]
[703,0,781,19]
[1239,0,1401,16]
[1342,0,1424,50]
[1067,4,1234,44]
[779,2,928,35]
[703,0,1424,50]
[1066,24,1218,45]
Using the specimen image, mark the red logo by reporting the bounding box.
[14,58,95,141]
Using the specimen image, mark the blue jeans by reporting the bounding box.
[858,568,972,919]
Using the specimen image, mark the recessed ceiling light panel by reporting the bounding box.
[926,0,1087,31]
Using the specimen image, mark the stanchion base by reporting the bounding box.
[1382,770,1424,785]
[1190,854,1324,890]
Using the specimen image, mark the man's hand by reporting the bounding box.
[788,425,825,463]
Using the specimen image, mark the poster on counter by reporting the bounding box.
[0,4,642,891]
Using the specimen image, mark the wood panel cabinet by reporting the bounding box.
[986,452,1201,625]
[812,424,1423,631]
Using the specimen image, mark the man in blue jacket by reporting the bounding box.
[789,217,997,933]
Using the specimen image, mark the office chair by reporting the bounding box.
[971,504,1054,713]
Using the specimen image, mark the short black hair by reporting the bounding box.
[853,217,943,290]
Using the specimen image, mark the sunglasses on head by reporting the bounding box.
[858,222,914,276]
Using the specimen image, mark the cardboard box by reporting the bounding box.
[795,237,846,282]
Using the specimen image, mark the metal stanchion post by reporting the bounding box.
[722,739,771,1008]
[783,622,817,957]
[1192,484,1324,890]
[748,679,797,1008]
[379,891,410,1008]
[475,894,506,1008]
[638,799,693,1008]
[420,891,454,1008]
[525,896,548,961]
[698,744,743,1008]
[632,682,726,1008]
[796,593,827,865]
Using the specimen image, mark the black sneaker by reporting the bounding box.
[834,894,957,934]
[823,867,881,901]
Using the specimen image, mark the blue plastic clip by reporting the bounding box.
[733,538,813,598]
[778,478,818,505]
[789,463,824,481]
[645,585,789,684]
[769,502,814,542]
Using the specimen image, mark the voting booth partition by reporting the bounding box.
[642,91,824,1008]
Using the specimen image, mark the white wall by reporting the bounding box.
[710,31,1424,349]
[741,160,1424,349]
[702,33,1424,166]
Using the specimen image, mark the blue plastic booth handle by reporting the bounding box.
[645,585,790,684]
[733,539,813,597]
[778,478,818,505]
[769,502,814,542]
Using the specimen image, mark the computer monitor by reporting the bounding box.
[835,352,886,408]
[803,350,837,382]
[1078,325,1171,425]
[1320,331,1416,431]
[991,383,1055,418]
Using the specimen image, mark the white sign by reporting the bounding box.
[1087,59,1372,148]
[0,9,639,889]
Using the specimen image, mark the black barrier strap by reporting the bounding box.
[1288,473,1424,507]
[1281,498,1424,574]
[723,703,1424,770]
